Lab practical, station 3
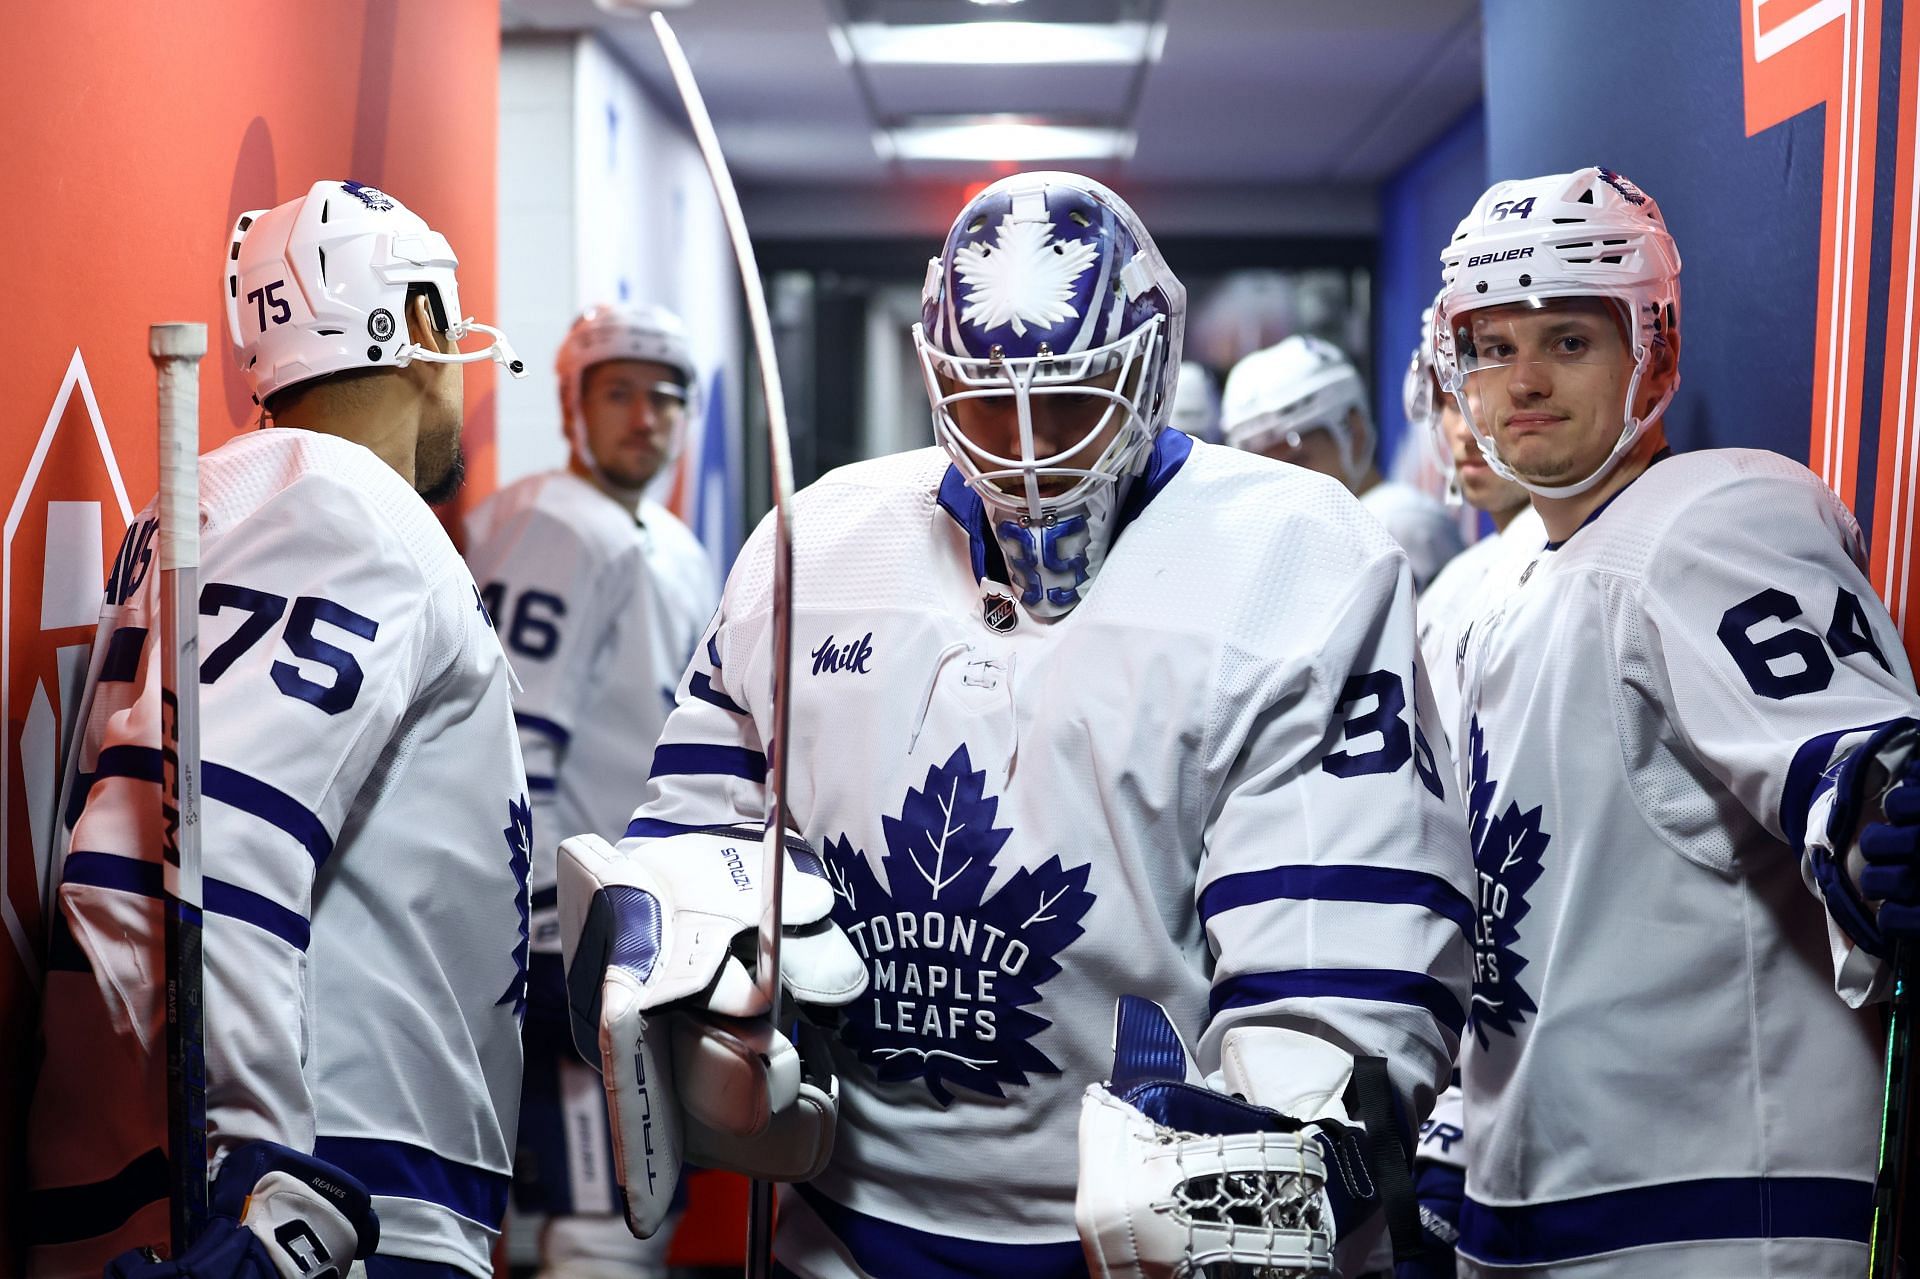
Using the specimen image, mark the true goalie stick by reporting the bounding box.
[151,321,209,1253]
[648,16,799,1279]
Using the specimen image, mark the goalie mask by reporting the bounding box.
[915,171,1185,617]
[557,303,700,490]
[226,179,526,406]
[1435,167,1681,499]
[1222,335,1371,486]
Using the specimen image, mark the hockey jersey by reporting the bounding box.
[1417,506,1546,749]
[626,432,1474,1277]
[29,430,528,1279]
[638,495,722,683]
[1452,449,1915,1276]
[1361,479,1466,593]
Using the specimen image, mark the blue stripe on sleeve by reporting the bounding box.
[527,775,556,795]
[1210,968,1467,1037]
[1459,1175,1872,1265]
[1780,718,1915,852]
[84,746,334,868]
[626,816,709,839]
[313,1136,511,1230]
[1197,864,1474,939]
[793,1182,1087,1279]
[689,671,748,715]
[649,743,767,783]
[62,851,311,950]
[98,625,148,683]
[515,713,573,749]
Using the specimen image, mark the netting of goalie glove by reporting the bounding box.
[1146,1120,1336,1278]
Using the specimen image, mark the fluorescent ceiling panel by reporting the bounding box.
[881,118,1135,161]
[839,20,1162,66]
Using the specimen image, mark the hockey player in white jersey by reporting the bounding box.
[1410,300,1544,745]
[556,171,1475,1278]
[1224,334,1464,590]
[1168,359,1222,443]
[27,179,530,1279]
[463,303,719,1279]
[1433,166,1920,1276]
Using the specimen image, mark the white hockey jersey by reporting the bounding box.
[1361,479,1466,593]
[1452,449,1916,1276]
[29,430,528,1279]
[1417,506,1546,748]
[638,495,722,679]
[626,432,1474,1277]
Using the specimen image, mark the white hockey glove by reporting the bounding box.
[558,825,868,1239]
[1077,997,1416,1278]
[105,1141,378,1279]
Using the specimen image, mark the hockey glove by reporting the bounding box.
[1814,725,1920,951]
[105,1142,378,1279]
[558,825,868,1240]
[1077,996,1396,1279]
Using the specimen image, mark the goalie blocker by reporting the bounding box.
[557,826,869,1237]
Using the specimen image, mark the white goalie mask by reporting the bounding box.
[1222,335,1372,486]
[555,303,700,489]
[914,171,1185,617]
[226,179,526,407]
[1435,167,1681,499]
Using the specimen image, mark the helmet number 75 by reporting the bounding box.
[247,280,292,330]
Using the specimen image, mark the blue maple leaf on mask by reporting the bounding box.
[1464,717,1547,1050]
[821,744,1095,1106]
[498,793,533,1021]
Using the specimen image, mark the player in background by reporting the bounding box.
[558,170,1473,1278]
[462,303,718,1279]
[1224,334,1464,590]
[1435,166,1920,1276]
[1411,299,1544,744]
[1168,358,1222,442]
[27,180,529,1279]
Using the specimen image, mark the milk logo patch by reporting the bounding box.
[821,744,1095,1105]
[955,215,1097,338]
[1464,715,1546,1049]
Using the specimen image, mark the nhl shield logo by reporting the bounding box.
[982,592,1017,633]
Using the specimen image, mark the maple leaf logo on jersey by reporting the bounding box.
[1464,716,1547,1050]
[821,744,1095,1106]
[498,793,533,1021]
[955,216,1098,338]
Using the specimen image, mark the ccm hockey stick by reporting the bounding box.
[151,321,209,1252]
[648,15,799,1278]
[1870,943,1918,1275]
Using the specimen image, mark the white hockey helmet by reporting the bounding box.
[1221,335,1370,484]
[1168,361,1222,443]
[1403,291,1459,504]
[1435,167,1681,499]
[225,179,525,406]
[555,303,700,481]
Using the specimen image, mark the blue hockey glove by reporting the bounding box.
[105,1141,378,1279]
[1859,757,1920,941]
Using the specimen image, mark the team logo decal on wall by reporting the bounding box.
[1464,715,1548,1050]
[955,216,1097,338]
[822,743,1094,1105]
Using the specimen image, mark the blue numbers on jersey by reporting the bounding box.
[1717,584,1890,700]
[993,518,1090,608]
[479,582,567,660]
[198,582,378,715]
[1323,671,1414,778]
[104,518,158,607]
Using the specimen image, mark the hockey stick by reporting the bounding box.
[648,16,798,1279]
[1870,943,1917,1276]
[151,322,209,1253]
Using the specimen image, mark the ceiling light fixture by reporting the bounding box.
[838,20,1161,66]
[880,118,1135,163]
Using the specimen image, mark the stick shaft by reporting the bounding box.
[647,17,796,1278]
[152,321,208,1253]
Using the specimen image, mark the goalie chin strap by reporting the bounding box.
[1344,1056,1423,1261]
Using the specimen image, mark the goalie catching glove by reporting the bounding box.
[558,825,868,1238]
[1077,997,1420,1278]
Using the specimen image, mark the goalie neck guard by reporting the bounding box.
[915,171,1185,618]
[1434,167,1681,500]
[226,179,525,407]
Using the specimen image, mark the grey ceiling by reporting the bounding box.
[502,0,1483,235]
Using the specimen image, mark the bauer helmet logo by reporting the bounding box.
[1466,248,1534,269]
[367,309,395,342]
[341,180,396,212]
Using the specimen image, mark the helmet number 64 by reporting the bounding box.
[247,279,292,330]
